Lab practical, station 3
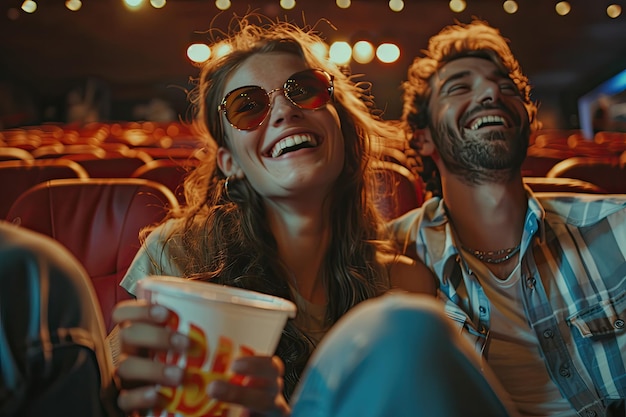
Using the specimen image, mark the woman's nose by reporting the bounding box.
[269,91,303,125]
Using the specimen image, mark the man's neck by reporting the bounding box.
[442,173,528,254]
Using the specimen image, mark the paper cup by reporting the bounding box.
[136,275,297,417]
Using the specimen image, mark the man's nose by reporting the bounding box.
[476,81,500,104]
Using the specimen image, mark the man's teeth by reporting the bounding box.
[271,134,317,158]
[470,115,506,130]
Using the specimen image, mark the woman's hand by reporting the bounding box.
[208,355,291,417]
[111,300,291,416]
[112,300,189,413]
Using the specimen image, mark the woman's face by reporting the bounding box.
[216,52,345,202]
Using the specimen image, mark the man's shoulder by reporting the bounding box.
[534,192,626,227]
[389,197,444,226]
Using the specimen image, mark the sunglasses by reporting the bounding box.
[218,68,334,131]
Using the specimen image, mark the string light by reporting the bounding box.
[376,43,400,64]
[336,0,350,9]
[280,0,296,10]
[607,4,622,18]
[352,40,375,64]
[21,0,37,13]
[65,0,82,11]
[389,0,404,12]
[555,1,571,16]
[150,0,166,8]
[329,41,352,65]
[123,0,143,9]
[187,43,211,64]
[215,0,230,11]
[503,0,518,14]
[449,0,466,13]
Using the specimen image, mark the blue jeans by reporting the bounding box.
[291,293,518,417]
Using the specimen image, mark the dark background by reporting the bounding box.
[1,0,625,129]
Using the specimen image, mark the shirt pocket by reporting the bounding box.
[567,290,626,339]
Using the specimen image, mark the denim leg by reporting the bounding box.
[291,293,518,417]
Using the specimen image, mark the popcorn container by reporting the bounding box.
[136,275,297,417]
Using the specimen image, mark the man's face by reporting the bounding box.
[426,56,530,184]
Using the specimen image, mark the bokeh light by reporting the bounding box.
[329,41,352,65]
[376,43,400,63]
[352,40,375,64]
[187,43,211,64]
[555,1,571,16]
[503,0,518,14]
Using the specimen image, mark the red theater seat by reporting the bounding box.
[546,156,626,194]
[131,158,199,204]
[523,177,607,194]
[6,178,179,332]
[64,148,153,178]
[372,160,422,221]
[0,146,34,161]
[0,159,89,219]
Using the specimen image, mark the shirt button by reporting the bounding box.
[543,329,554,338]
[526,277,536,289]
[559,365,571,378]
[586,411,597,417]
[615,319,624,329]
[479,306,486,314]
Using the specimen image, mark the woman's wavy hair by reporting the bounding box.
[147,15,402,399]
[401,19,539,132]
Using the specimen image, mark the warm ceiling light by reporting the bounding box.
[329,41,352,65]
[65,0,82,11]
[123,0,143,9]
[187,43,211,64]
[150,0,166,8]
[555,1,571,16]
[21,0,37,13]
[389,0,404,12]
[214,43,232,59]
[376,43,400,64]
[607,4,622,18]
[449,0,466,13]
[311,41,329,61]
[352,40,375,64]
[215,0,230,10]
[280,0,296,10]
[336,0,350,8]
[503,0,518,14]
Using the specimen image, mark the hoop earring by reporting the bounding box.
[223,176,236,200]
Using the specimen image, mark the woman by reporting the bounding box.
[113,16,435,416]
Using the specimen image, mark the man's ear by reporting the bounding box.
[417,128,437,158]
[216,146,243,178]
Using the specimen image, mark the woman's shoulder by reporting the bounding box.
[377,252,437,296]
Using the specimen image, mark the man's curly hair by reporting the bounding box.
[401,20,538,132]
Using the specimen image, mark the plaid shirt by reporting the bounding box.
[389,190,626,416]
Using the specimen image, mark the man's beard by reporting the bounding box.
[431,122,529,186]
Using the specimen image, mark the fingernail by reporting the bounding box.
[170,333,189,350]
[164,366,183,383]
[144,387,158,400]
[150,305,168,321]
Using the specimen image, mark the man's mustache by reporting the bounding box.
[460,103,518,128]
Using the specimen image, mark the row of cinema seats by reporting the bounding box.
[2,122,625,332]
[0,121,425,332]
[520,129,626,194]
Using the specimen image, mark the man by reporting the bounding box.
[0,221,121,416]
[389,20,626,416]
